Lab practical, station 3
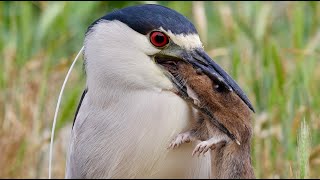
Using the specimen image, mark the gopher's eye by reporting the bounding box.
[213,83,228,93]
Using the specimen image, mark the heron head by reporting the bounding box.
[84,4,254,112]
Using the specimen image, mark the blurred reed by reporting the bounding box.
[0,1,319,178]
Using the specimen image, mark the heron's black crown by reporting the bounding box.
[87,4,198,35]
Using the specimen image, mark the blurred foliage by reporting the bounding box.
[1,1,320,178]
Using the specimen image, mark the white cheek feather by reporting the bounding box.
[159,27,203,50]
[84,20,173,92]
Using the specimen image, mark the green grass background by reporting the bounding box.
[1,1,320,178]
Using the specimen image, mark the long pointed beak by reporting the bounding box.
[155,47,255,113]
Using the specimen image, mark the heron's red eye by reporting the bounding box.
[150,31,169,48]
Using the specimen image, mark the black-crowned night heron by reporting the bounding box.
[65,4,254,178]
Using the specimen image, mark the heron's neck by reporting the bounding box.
[85,80,165,109]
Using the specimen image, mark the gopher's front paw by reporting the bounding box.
[192,141,213,157]
[168,132,191,149]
